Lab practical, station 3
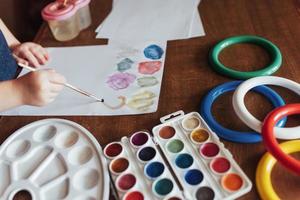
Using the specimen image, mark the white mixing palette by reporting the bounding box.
[0,119,109,200]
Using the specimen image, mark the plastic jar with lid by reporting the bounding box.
[42,2,80,41]
[57,0,92,30]
[72,0,92,30]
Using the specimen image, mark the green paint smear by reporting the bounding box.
[117,58,134,72]
[154,179,173,196]
[137,76,158,87]
[132,91,156,100]
[127,99,154,110]
[167,139,184,153]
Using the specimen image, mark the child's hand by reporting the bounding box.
[12,42,49,67]
[15,69,66,106]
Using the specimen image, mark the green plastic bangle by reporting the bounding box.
[209,35,282,79]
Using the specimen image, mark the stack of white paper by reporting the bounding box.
[95,0,205,41]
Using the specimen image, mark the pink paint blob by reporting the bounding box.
[107,72,136,90]
[138,61,162,75]
[117,174,136,191]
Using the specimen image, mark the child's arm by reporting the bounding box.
[0,80,23,111]
[0,69,66,111]
[0,18,49,67]
[0,18,20,48]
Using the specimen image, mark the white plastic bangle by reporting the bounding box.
[233,76,300,139]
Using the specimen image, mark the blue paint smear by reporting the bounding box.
[144,44,164,60]
[175,153,194,169]
[185,169,203,185]
[145,161,165,178]
[154,178,173,196]
[117,58,134,72]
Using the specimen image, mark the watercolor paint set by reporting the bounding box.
[0,119,109,200]
[104,111,252,200]
[104,131,184,200]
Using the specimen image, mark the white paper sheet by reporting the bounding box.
[95,0,202,41]
[95,0,119,33]
[2,41,167,116]
[95,0,204,40]
[97,10,204,40]
[189,0,205,38]
[189,8,205,38]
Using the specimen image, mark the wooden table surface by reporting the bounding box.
[2,0,300,199]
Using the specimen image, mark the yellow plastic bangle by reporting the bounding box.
[256,140,300,200]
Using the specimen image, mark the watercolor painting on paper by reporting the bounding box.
[2,41,167,116]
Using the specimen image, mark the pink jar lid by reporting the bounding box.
[42,2,77,21]
[56,0,91,8]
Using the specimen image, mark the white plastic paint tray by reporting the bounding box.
[0,119,109,200]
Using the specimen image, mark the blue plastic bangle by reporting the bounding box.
[200,81,287,143]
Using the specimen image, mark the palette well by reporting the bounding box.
[104,111,252,200]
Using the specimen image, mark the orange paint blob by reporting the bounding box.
[111,157,129,174]
[221,173,243,192]
[191,128,209,143]
[159,126,176,139]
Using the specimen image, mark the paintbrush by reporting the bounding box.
[18,63,104,103]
